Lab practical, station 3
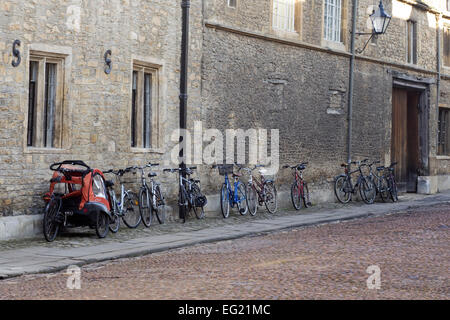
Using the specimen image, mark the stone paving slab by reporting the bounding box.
[0,191,449,279]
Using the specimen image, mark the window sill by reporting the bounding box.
[436,155,450,160]
[130,147,164,154]
[321,39,346,53]
[24,147,69,154]
[271,28,300,40]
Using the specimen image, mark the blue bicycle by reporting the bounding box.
[213,164,248,219]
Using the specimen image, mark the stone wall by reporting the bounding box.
[0,0,203,217]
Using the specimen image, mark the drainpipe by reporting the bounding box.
[347,0,358,163]
[436,13,441,151]
[179,0,190,221]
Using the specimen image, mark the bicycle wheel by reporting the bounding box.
[379,176,389,202]
[334,175,352,204]
[291,181,302,210]
[303,182,311,208]
[154,185,166,224]
[123,192,142,228]
[389,177,399,202]
[236,183,248,216]
[139,187,153,228]
[264,182,278,214]
[43,197,61,242]
[109,213,120,233]
[220,183,230,219]
[247,184,258,216]
[191,183,205,219]
[95,211,109,239]
[360,177,376,204]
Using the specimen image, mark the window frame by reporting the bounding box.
[130,63,160,151]
[227,0,237,9]
[406,20,418,65]
[443,25,450,68]
[438,108,450,156]
[323,0,343,43]
[26,53,65,149]
[271,0,302,35]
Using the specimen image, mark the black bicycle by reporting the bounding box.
[163,167,207,222]
[334,159,376,204]
[367,160,390,202]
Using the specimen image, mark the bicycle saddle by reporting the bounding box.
[148,172,157,178]
[297,165,306,171]
[376,166,385,171]
[105,180,114,188]
[233,172,242,177]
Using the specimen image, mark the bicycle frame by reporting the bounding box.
[223,173,245,207]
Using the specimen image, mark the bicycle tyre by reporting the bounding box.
[360,177,376,204]
[334,175,352,204]
[236,183,248,216]
[123,192,142,228]
[191,183,205,219]
[220,183,230,219]
[95,211,109,239]
[43,197,61,242]
[139,187,153,228]
[154,185,166,224]
[389,177,399,202]
[291,181,302,210]
[247,184,258,216]
[264,182,278,214]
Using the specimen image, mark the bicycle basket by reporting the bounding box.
[217,164,234,176]
[195,195,208,207]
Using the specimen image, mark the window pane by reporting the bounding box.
[44,63,57,148]
[228,0,236,8]
[143,73,152,149]
[324,0,342,42]
[131,71,138,147]
[444,27,450,67]
[27,61,38,146]
[273,0,296,32]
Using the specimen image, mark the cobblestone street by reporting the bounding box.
[0,202,448,300]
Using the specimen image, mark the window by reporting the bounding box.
[444,26,450,67]
[27,54,64,148]
[227,0,236,8]
[407,20,417,64]
[447,0,450,11]
[438,108,449,155]
[131,64,158,149]
[324,0,342,42]
[273,0,299,33]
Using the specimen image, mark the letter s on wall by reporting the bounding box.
[12,39,21,67]
[104,49,112,74]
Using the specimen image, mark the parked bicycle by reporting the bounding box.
[384,162,399,202]
[334,159,376,204]
[212,164,248,219]
[367,160,390,202]
[104,167,141,231]
[242,165,277,215]
[163,166,207,222]
[283,162,311,210]
[134,163,166,227]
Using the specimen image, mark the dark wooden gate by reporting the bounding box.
[391,88,421,192]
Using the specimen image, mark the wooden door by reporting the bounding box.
[391,88,420,192]
[391,88,408,192]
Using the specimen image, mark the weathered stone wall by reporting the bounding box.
[0,0,204,217]
[201,0,449,190]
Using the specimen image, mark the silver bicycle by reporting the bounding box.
[104,168,141,232]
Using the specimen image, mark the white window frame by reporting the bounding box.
[272,0,296,33]
[324,0,342,43]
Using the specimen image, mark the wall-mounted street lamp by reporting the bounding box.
[346,0,391,164]
[355,1,392,53]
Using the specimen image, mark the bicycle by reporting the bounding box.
[135,163,166,227]
[242,165,277,215]
[212,164,248,219]
[283,162,311,210]
[163,166,207,222]
[367,160,390,202]
[104,168,141,231]
[384,162,399,202]
[334,159,376,204]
